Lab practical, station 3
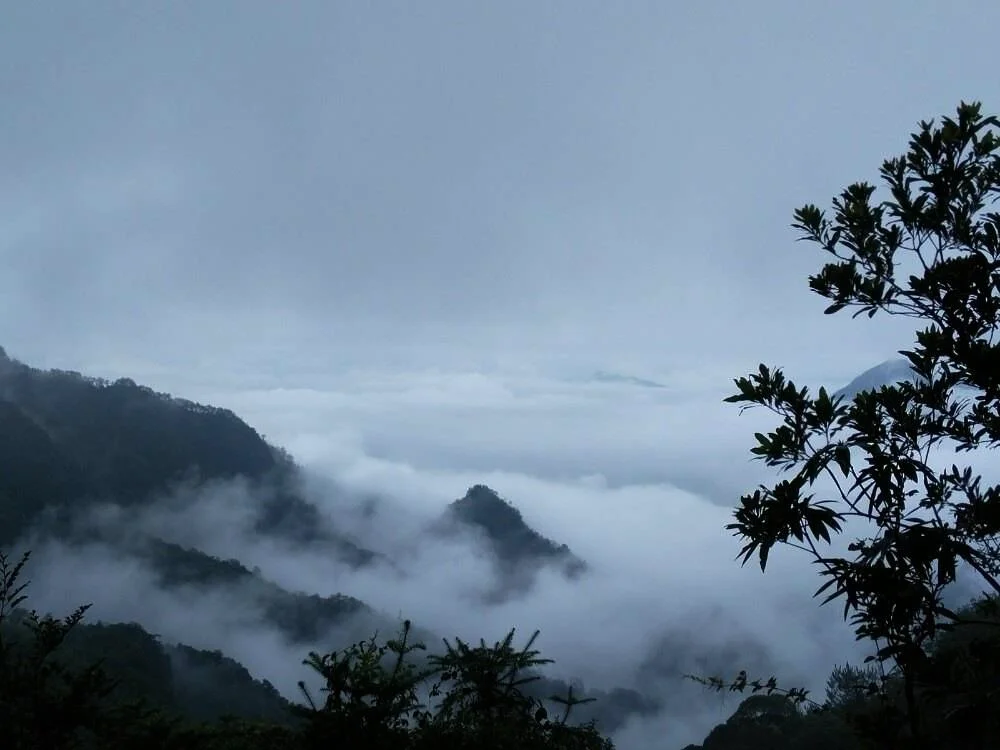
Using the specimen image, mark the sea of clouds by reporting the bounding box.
[24,362,995,748]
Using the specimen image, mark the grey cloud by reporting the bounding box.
[4,2,997,374]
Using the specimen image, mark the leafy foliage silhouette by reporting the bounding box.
[703,101,1000,748]
[294,620,612,749]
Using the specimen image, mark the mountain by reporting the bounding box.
[165,642,296,724]
[834,356,981,401]
[135,538,376,644]
[0,347,277,498]
[441,484,587,583]
[834,358,922,399]
[0,347,377,566]
[0,398,87,545]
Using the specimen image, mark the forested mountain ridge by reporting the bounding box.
[0,346,385,570]
[134,538,375,644]
[0,345,281,545]
[0,346,278,488]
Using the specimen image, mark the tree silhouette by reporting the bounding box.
[724,101,1000,747]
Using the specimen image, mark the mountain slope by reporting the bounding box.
[0,399,88,546]
[0,347,277,498]
[137,538,373,644]
[1,613,294,725]
[0,347,378,567]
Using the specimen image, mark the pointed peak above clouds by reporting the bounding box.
[834,358,921,399]
[445,484,587,577]
[834,357,982,401]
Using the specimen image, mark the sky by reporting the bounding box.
[5,1,999,384]
[4,3,1000,748]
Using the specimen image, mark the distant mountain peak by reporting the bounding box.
[452,484,522,521]
[465,483,503,501]
[836,357,983,404]
[835,358,921,399]
[444,484,587,579]
[448,484,538,539]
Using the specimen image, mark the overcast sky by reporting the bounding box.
[4,1,998,386]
